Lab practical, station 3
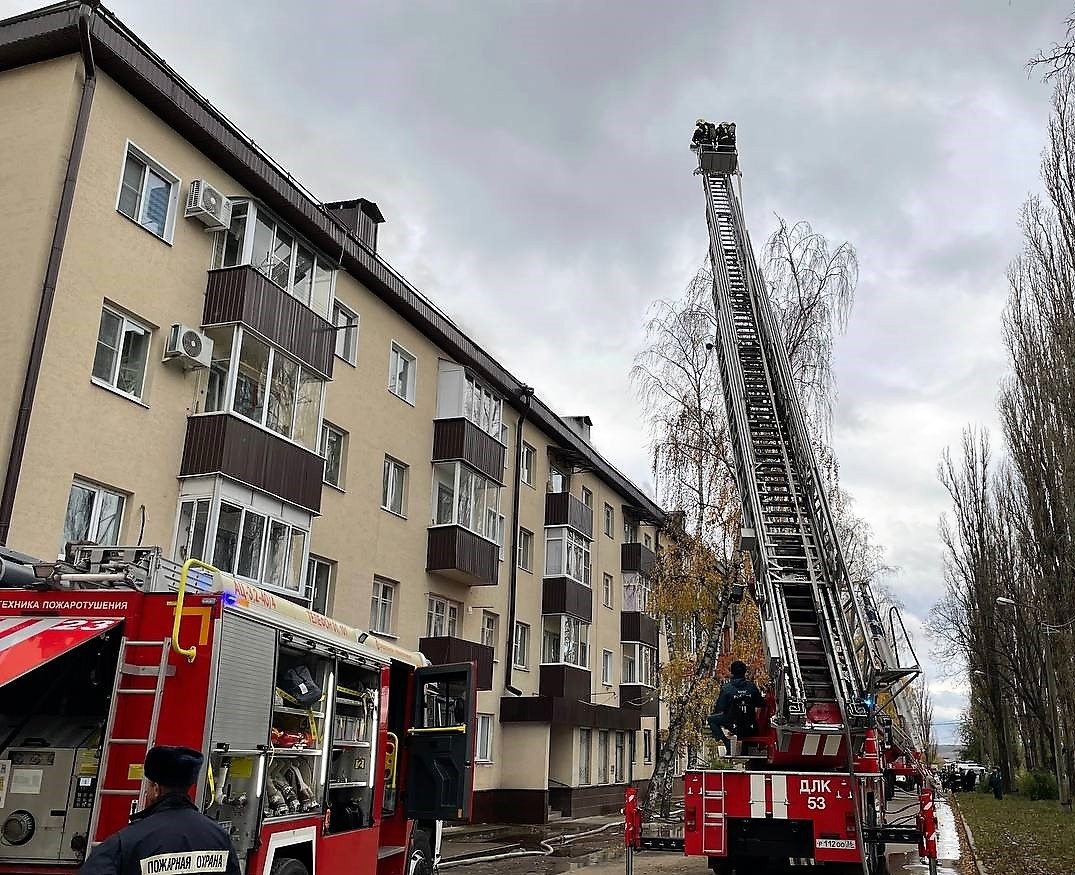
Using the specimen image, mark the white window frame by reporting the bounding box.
[333,301,360,365]
[496,514,506,561]
[476,714,494,763]
[601,649,614,686]
[211,500,309,596]
[579,728,592,786]
[388,341,417,404]
[91,305,152,401]
[513,621,531,670]
[307,555,334,615]
[644,728,653,764]
[115,141,179,243]
[426,594,460,638]
[382,456,408,517]
[622,643,657,687]
[370,577,396,635]
[430,461,500,541]
[517,527,534,572]
[602,573,614,609]
[481,611,499,657]
[541,615,590,668]
[544,526,591,586]
[581,486,593,509]
[463,372,503,437]
[62,479,126,551]
[598,730,610,786]
[521,443,535,487]
[603,503,614,538]
[623,574,652,612]
[320,422,347,489]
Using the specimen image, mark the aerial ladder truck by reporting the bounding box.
[623,122,937,875]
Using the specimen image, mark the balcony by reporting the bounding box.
[418,636,494,690]
[204,266,334,377]
[538,664,590,701]
[621,542,656,576]
[544,492,593,539]
[620,611,658,647]
[180,413,323,512]
[619,684,659,717]
[541,577,592,623]
[499,695,639,730]
[426,525,499,586]
[432,418,505,483]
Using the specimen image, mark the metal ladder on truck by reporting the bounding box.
[85,637,173,845]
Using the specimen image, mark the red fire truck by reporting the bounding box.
[0,546,476,875]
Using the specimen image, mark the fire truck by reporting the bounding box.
[0,546,476,875]
[623,123,938,874]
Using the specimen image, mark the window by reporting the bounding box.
[463,373,502,437]
[232,329,324,451]
[431,462,500,540]
[602,649,614,686]
[548,468,567,493]
[481,611,499,657]
[173,497,210,562]
[307,556,334,615]
[624,519,638,543]
[116,144,177,241]
[517,528,534,572]
[521,443,535,487]
[581,486,593,509]
[496,514,506,561]
[513,621,530,669]
[541,615,590,668]
[62,480,125,550]
[333,302,359,365]
[382,456,408,516]
[644,729,653,764]
[603,503,614,538]
[622,644,657,687]
[598,731,610,785]
[370,577,395,634]
[602,573,614,609]
[545,527,591,586]
[614,731,626,783]
[389,342,416,403]
[213,502,307,593]
[644,532,652,549]
[212,201,335,317]
[579,729,592,785]
[92,307,151,399]
[476,714,493,763]
[321,423,347,488]
[426,595,460,638]
[623,574,652,612]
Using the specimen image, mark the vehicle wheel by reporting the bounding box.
[408,828,434,875]
[270,857,309,875]
[865,792,886,875]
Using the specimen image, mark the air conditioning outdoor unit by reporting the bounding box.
[164,324,214,369]
[184,179,233,230]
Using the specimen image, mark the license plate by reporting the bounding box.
[816,839,857,850]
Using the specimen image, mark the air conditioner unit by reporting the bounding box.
[164,324,213,369]
[184,179,233,230]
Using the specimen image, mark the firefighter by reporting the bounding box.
[80,746,241,875]
[708,660,764,758]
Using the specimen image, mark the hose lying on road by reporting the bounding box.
[438,819,622,869]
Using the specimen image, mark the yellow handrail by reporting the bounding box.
[407,725,467,736]
[174,558,219,663]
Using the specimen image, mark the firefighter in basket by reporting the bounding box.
[80,745,241,875]
[707,660,764,758]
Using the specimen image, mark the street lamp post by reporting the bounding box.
[996,596,1066,806]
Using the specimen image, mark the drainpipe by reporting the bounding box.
[0,3,98,545]
[504,385,534,696]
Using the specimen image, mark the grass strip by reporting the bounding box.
[954,791,1075,875]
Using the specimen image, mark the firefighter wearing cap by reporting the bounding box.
[80,746,241,875]
[707,660,764,758]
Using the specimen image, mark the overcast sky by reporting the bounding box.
[8,0,1068,743]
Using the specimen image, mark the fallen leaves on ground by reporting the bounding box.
[954,792,1075,875]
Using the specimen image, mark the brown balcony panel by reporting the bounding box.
[620,611,658,646]
[419,636,494,690]
[620,684,659,717]
[541,577,593,622]
[204,266,334,377]
[539,664,591,701]
[544,493,594,539]
[180,414,323,512]
[499,696,639,730]
[426,525,499,586]
[621,542,656,575]
[432,418,506,483]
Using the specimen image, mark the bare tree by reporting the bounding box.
[1029,16,1075,80]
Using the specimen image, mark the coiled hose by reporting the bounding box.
[438,819,622,869]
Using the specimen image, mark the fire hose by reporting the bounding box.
[437,820,621,869]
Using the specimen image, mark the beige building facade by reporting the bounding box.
[0,3,664,822]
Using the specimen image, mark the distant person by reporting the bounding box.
[708,660,764,758]
[962,768,977,792]
[80,746,241,875]
[692,118,712,147]
[988,768,1004,800]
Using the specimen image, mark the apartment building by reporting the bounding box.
[0,4,664,822]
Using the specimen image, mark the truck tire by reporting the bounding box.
[270,858,309,875]
[408,828,434,875]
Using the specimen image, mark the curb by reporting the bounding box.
[950,797,987,875]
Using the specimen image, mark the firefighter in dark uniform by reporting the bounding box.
[80,746,241,875]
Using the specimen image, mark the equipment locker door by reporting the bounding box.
[405,662,476,822]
